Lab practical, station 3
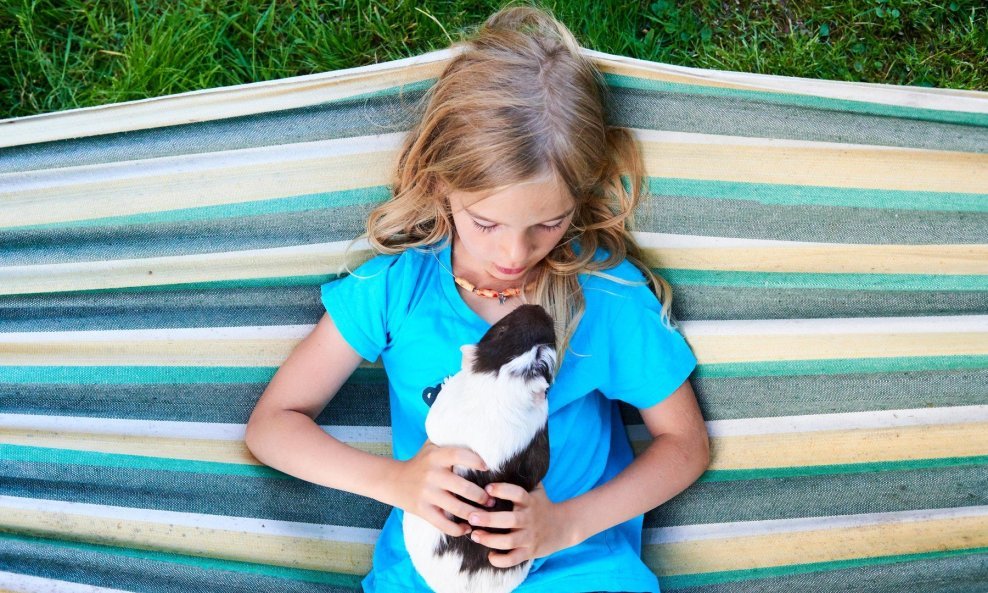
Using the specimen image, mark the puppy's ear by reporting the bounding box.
[460,345,478,371]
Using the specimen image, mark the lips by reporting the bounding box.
[495,264,526,275]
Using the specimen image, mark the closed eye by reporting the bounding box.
[471,219,565,233]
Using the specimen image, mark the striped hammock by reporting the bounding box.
[1,46,986,592]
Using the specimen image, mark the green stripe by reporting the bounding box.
[605,72,988,128]
[0,531,365,587]
[695,356,988,378]
[0,366,382,384]
[659,546,988,589]
[661,269,988,291]
[699,456,988,482]
[0,444,290,478]
[649,178,987,212]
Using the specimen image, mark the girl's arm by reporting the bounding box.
[468,378,710,565]
[245,312,492,536]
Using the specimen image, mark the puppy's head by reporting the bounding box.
[463,305,556,391]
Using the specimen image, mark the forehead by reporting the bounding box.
[448,175,575,222]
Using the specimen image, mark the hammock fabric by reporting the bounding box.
[1,47,986,592]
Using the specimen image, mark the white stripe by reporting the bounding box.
[0,414,391,443]
[0,495,380,545]
[0,134,404,195]
[627,405,988,440]
[678,314,988,336]
[0,571,135,593]
[632,230,838,248]
[644,505,988,544]
[586,48,988,115]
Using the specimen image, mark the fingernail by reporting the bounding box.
[469,514,480,524]
[471,532,480,542]
[485,485,494,494]
[485,497,496,507]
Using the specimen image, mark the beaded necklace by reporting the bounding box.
[433,249,535,305]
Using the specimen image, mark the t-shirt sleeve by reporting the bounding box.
[600,282,697,409]
[319,254,401,363]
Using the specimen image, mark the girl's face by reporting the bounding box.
[447,174,576,286]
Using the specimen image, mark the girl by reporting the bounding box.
[245,5,710,593]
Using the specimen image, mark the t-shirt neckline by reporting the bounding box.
[436,241,492,329]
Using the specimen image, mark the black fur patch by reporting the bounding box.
[472,305,555,380]
[434,425,550,575]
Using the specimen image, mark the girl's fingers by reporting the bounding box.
[441,472,494,507]
[488,548,529,569]
[470,528,517,551]
[445,447,489,473]
[427,507,471,538]
[484,482,528,503]
[438,492,484,523]
[467,510,517,529]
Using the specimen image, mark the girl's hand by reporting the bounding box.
[466,482,577,568]
[390,440,495,537]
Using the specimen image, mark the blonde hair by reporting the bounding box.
[363,3,678,363]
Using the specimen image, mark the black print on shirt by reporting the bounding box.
[421,381,444,408]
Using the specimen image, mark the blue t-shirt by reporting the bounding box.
[320,241,697,593]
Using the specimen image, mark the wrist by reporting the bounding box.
[556,498,587,549]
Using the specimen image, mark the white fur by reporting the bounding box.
[403,344,555,593]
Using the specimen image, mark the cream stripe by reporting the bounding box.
[678,315,988,336]
[5,423,983,471]
[1,315,985,366]
[646,505,988,544]
[0,572,134,593]
[0,496,375,574]
[643,512,988,576]
[0,49,454,149]
[588,48,988,114]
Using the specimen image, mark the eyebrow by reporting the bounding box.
[465,206,575,226]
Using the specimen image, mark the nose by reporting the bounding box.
[502,231,532,266]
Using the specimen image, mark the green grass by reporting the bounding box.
[1,0,985,119]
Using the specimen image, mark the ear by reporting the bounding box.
[460,344,478,370]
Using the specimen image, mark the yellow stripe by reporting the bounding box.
[639,137,988,194]
[644,514,988,576]
[6,134,985,230]
[642,244,988,275]
[0,429,388,462]
[2,149,395,228]
[3,243,984,297]
[632,422,988,468]
[687,331,988,365]
[0,507,372,575]
[6,422,982,472]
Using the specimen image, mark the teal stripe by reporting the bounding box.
[0,444,289,479]
[648,178,987,212]
[2,357,983,385]
[699,456,988,482]
[661,269,988,292]
[0,366,381,384]
[605,72,988,128]
[695,356,988,378]
[2,187,391,233]
[0,532,365,587]
[659,546,988,589]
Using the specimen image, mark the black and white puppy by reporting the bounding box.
[403,304,557,593]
